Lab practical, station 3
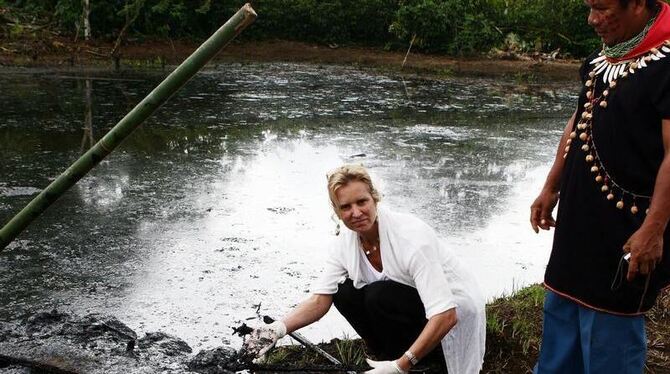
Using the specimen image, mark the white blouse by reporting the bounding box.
[311,205,486,374]
[360,254,387,282]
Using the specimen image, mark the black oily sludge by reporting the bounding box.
[0,310,208,374]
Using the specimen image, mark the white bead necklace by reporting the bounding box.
[563,41,670,215]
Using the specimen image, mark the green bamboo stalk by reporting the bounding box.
[0,4,257,251]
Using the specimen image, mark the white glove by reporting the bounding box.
[241,321,287,364]
[364,358,408,374]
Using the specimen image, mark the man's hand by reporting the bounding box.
[240,321,287,364]
[530,189,559,233]
[624,223,664,281]
[364,359,407,374]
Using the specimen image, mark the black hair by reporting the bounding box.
[618,0,658,9]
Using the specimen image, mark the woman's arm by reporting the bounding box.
[242,294,333,362]
[282,294,333,333]
[382,237,459,373]
[396,309,457,371]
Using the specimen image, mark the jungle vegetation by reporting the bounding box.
[1,0,667,58]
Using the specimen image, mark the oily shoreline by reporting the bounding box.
[2,38,668,373]
[0,38,581,82]
[1,285,668,373]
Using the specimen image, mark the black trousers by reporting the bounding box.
[332,278,430,360]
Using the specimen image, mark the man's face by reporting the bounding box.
[585,0,647,46]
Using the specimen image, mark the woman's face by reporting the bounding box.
[335,180,378,234]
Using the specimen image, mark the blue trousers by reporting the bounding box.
[535,290,646,374]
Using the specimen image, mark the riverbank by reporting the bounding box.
[268,284,670,373]
[3,285,667,373]
[0,37,580,81]
[3,36,665,373]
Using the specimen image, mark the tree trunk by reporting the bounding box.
[83,0,91,40]
[110,0,144,64]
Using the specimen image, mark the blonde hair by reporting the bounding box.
[327,164,381,218]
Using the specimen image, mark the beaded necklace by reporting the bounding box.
[563,41,670,215]
[603,9,658,59]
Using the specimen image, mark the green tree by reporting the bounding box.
[8,0,653,58]
[390,0,502,54]
[490,0,599,57]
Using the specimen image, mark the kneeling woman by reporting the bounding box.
[244,165,486,373]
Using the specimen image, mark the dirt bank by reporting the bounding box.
[266,285,670,374]
[0,37,580,81]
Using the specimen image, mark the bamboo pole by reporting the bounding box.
[0,4,257,251]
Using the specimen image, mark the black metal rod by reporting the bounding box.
[263,315,343,366]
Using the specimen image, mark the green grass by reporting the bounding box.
[334,337,366,366]
[483,284,545,373]
[262,285,670,374]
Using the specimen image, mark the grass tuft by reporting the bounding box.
[333,337,366,366]
[483,284,544,373]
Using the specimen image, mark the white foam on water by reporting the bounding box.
[0,186,42,197]
[445,164,553,301]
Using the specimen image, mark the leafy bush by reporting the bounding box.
[239,0,398,45]
[489,0,600,57]
[13,0,667,58]
[390,0,503,55]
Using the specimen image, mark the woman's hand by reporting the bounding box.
[364,359,407,374]
[240,320,287,363]
[240,294,332,363]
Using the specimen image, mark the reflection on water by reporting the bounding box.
[0,64,578,348]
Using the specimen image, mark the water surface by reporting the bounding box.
[0,64,578,348]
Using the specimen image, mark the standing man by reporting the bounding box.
[531,0,670,372]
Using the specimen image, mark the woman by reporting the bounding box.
[243,165,485,373]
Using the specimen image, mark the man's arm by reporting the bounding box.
[530,110,577,232]
[626,119,670,280]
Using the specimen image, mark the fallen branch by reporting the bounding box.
[401,34,416,69]
[85,48,108,57]
[2,21,52,32]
